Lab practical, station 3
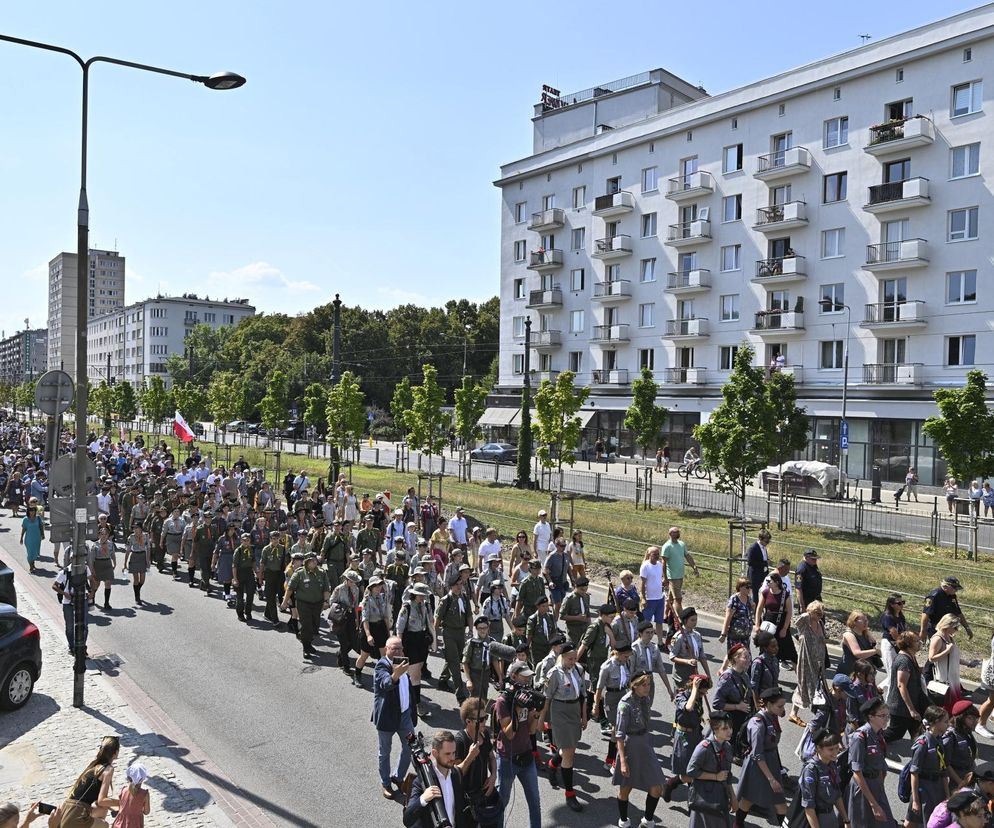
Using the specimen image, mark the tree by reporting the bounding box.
[326,371,366,480]
[407,364,448,472]
[173,382,208,423]
[114,380,137,426]
[207,373,240,433]
[390,377,414,440]
[923,369,994,485]
[259,370,290,432]
[531,371,590,476]
[302,382,329,436]
[453,376,488,449]
[624,368,668,459]
[90,381,114,430]
[694,345,808,520]
[141,375,172,430]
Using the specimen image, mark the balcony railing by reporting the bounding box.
[865,177,930,210]
[754,201,807,227]
[592,191,634,216]
[527,249,564,270]
[663,318,709,337]
[862,300,926,324]
[591,323,630,342]
[754,255,805,279]
[663,367,706,384]
[867,116,934,147]
[532,329,562,347]
[591,368,630,385]
[755,146,811,178]
[592,279,632,299]
[862,363,924,385]
[526,288,563,308]
[666,219,711,242]
[592,234,633,258]
[665,171,714,198]
[666,269,711,290]
[527,208,565,231]
[753,310,805,331]
[864,239,928,267]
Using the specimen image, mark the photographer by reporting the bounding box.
[455,698,499,828]
[403,730,472,828]
[495,661,543,828]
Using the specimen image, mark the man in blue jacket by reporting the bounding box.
[373,635,419,800]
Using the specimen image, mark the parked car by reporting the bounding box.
[0,560,14,609]
[277,420,306,439]
[0,604,41,710]
[226,420,248,433]
[470,442,518,463]
[246,423,263,435]
[190,422,205,436]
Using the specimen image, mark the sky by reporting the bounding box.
[0,0,982,341]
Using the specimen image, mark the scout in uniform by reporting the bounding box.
[612,670,666,828]
[385,549,410,622]
[193,512,216,594]
[906,705,951,827]
[462,616,503,700]
[282,552,330,659]
[145,505,167,572]
[541,643,587,813]
[847,698,894,828]
[232,532,257,623]
[686,711,737,828]
[631,619,675,703]
[395,582,434,713]
[560,577,594,647]
[322,519,350,585]
[734,688,788,828]
[526,594,556,665]
[612,599,641,649]
[355,514,381,564]
[596,643,634,771]
[664,673,711,803]
[329,570,362,683]
[942,700,979,789]
[514,560,547,621]
[799,730,849,828]
[260,531,288,626]
[435,580,472,700]
[577,604,618,732]
[503,615,528,651]
[160,507,186,577]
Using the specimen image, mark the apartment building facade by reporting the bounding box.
[0,329,47,386]
[495,5,994,486]
[86,294,255,389]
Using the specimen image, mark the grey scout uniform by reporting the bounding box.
[905,732,947,825]
[545,665,586,751]
[671,629,706,687]
[462,635,497,699]
[610,690,665,792]
[561,589,593,646]
[597,656,631,736]
[631,638,670,701]
[612,614,640,649]
[526,610,555,665]
[800,758,844,828]
[162,515,185,558]
[846,723,893,828]
[672,687,704,777]
[736,711,786,806]
[436,591,471,697]
[687,738,734,828]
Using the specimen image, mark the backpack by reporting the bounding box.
[897,736,926,803]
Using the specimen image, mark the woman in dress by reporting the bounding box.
[928,613,963,712]
[19,504,43,573]
[541,644,588,812]
[799,730,849,828]
[878,593,907,694]
[712,643,753,758]
[719,578,755,661]
[687,712,737,828]
[941,700,979,790]
[342,484,358,523]
[663,673,710,803]
[907,705,950,827]
[847,697,893,828]
[111,761,151,828]
[882,631,928,743]
[754,573,792,668]
[613,671,665,828]
[977,633,994,739]
[55,736,121,827]
[395,582,434,716]
[566,529,586,581]
[734,687,788,828]
[838,611,880,677]
[87,527,117,611]
[5,472,23,518]
[945,477,959,514]
[790,600,827,727]
[212,524,238,603]
[121,524,150,606]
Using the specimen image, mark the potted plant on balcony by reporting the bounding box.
[869,117,905,144]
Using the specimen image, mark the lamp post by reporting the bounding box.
[819,298,851,490]
[462,323,472,377]
[0,33,244,707]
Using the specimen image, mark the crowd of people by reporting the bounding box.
[3,415,994,828]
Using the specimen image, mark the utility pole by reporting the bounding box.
[516,319,532,489]
[187,345,194,382]
[332,294,342,384]
[106,351,110,385]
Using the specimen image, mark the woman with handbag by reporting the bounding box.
[882,631,928,743]
[329,570,363,686]
[927,614,963,713]
[612,671,666,828]
[789,601,827,727]
[54,736,121,827]
[755,573,795,667]
[719,579,755,657]
[838,612,881,677]
[686,711,737,828]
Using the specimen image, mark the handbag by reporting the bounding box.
[982,657,994,688]
[760,620,778,635]
[927,679,951,704]
[811,671,828,709]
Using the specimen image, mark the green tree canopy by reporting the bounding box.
[259,369,290,431]
[173,382,208,423]
[302,382,329,434]
[90,381,114,429]
[140,375,172,424]
[207,373,240,430]
[326,371,367,455]
[923,369,994,484]
[624,368,668,459]
[407,364,447,468]
[453,376,488,448]
[531,371,590,474]
[113,380,137,424]
[390,377,414,439]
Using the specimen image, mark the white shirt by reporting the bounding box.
[640,559,664,601]
[420,760,456,823]
[478,539,502,566]
[533,521,552,561]
[54,567,92,605]
[449,516,468,544]
[398,672,411,712]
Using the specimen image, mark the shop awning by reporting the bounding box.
[477,407,518,427]
[507,408,596,427]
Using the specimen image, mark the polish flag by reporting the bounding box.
[174,410,195,443]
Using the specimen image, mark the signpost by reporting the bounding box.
[840,419,849,453]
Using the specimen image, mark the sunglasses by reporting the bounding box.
[894,601,905,606]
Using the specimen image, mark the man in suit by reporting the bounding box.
[746,528,772,604]
[372,636,418,800]
[403,730,472,828]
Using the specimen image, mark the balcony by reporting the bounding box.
[662,318,710,340]
[665,219,712,248]
[752,255,806,285]
[526,288,563,309]
[592,191,635,217]
[864,116,935,157]
[862,363,924,385]
[754,146,812,182]
[861,301,927,331]
[532,329,562,349]
[752,310,805,335]
[533,369,560,383]
[527,208,565,233]
[591,368,630,386]
[863,177,930,215]
[663,367,706,384]
[665,171,714,202]
[591,323,630,343]
[527,249,564,271]
[863,239,929,272]
[666,269,712,295]
[591,280,633,303]
[592,234,633,260]
[753,201,808,232]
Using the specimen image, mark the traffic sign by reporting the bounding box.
[34,370,75,417]
[49,455,100,498]
[840,419,849,451]
[48,495,99,543]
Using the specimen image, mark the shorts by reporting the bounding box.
[549,584,566,604]
[668,578,684,599]
[643,597,665,624]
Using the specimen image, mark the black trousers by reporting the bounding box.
[882,712,920,743]
[235,568,256,618]
[264,571,284,620]
[298,600,322,648]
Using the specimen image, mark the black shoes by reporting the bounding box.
[565,795,583,812]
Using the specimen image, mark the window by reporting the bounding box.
[951,143,980,178]
[722,194,742,222]
[948,207,979,241]
[639,348,655,370]
[569,351,583,373]
[778,103,786,116]
[719,346,739,371]
[887,99,913,120]
[821,227,846,259]
[512,354,525,375]
[823,172,848,203]
[952,81,983,116]
[731,117,738,130]
[512,316,526,338]
[964,47,973,63]
[719,294,740,322]
[605,263,621,281]
[513,240,526,261]
[833,87,841,101]
[513,278,525,299]
[542,194,556,210]
[641,213,657,238]
[686,130,693,142]
[571,227,585,250]
[948,335,976,366]
[896,68,904,83]
[720,244,741,272]
[638,303,654,328]
[640,258,656,283]
[569,310,584,333]
[819,283,845,311]
[641,167,658,193]
[649,142,655,153]
[514,202,526,223]
[824,116,849,148]
[572,186,586,209]
[820,340,844,369]
[538,353,552,372]
[946,269,977,304]
[570,268,585,291]
[722,144,744,173]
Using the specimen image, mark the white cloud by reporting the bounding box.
[364,285,491,311]
[207,261,320,295]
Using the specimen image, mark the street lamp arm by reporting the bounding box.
[86,54,205,83]
[0,33,84,67]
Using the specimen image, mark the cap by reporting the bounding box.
[623,599,639,612]
[831,674,853,691]
[458,563,471,572]
[679,606,698,622]
[344,570,362,583]
[349,552,361,561]
[394,536,405,543]
[599,603,617,615]
[536,594,549,606]
[560,642,575,655]
[474,615,490,627]
[417,539,428,547]
[507,661,534,678]
[511,616,526,628]
[368,576,384,587]
[303,552,318,561]
[803,549,820,558]
[615,643,632,653]
[951,700,979,717]
[395,550,407,558]
[538,510,547,516]
[489,581,505,593]
[944,576,964,590]
[727,641,747,658]
[240,532,251,540]
[947,791,981,815]
[528,560,541,569]
[709,711,732,723]
[637,620,654,633]
[575,577,590,587]
[760,687,784,702]
[549,631,567,645]
[291,552,305,561]
[974,762,994,782]
[411,567,428,576]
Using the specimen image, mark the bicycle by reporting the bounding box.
[677,459,710,480]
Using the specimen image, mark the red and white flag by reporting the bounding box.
[174,410,195,443]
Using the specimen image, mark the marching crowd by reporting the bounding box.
[3,416,994,828]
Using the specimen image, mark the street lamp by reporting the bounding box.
[0,33,244,707]
[819,298,851,489]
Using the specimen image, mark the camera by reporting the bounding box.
[513,687,546,711]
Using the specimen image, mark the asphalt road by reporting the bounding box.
[3,509,993,828]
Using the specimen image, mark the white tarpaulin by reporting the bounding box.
[762,460,845,497]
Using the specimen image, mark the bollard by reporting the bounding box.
[595,473,601,498]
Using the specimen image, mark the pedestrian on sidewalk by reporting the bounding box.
[0,801,43,828]
[121,524,149,607]
[55,735,121,827]
[53,563,91,654]
[905,467,920,502]
[19,504,44,573]
[111,762,150,828]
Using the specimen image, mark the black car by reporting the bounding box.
[277,420,306,439]
[469,442,518,463]
[0,604,41,710]
[0,559,14,609]
[190,422,205,436]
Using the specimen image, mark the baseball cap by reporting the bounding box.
[944,576,964,590]
[507,662,534,679]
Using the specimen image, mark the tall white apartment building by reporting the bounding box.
[47,249,126,372]
[495,5,994,486]
[86,294,255,389]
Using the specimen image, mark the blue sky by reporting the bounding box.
[0,1,979,341]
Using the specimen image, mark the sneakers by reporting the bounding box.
[603,756,615,772]
[617,821,632,828]
[639,820,657,828]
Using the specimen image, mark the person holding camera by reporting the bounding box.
[372,636,418,801]
[402,730,472,828]
[664,673,711,802]
[495,661,544,828]
[540,642,587,812]
[455,698,500,828]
